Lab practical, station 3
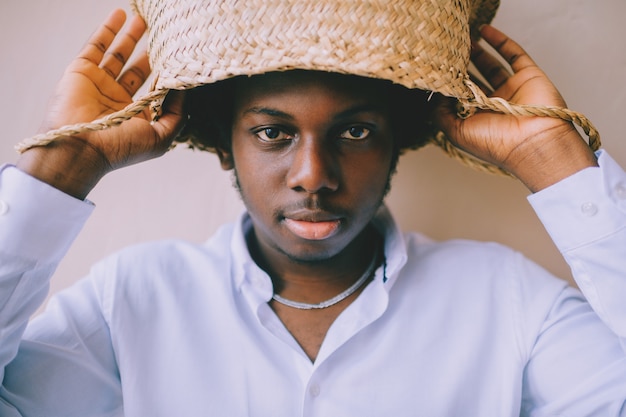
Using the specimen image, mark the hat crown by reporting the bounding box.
[132,0,499,97]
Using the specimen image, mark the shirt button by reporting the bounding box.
[309,383,321,398]
[580,202,598,217]
[615,182,626,200]
[0,200,8,215]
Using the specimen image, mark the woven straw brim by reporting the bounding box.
[16,0,600,176]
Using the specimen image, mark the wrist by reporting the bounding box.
[505,124,598,193]
[16,137,110,200]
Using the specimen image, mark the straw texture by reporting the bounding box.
[16,0,600,176]
[138,0,482,97]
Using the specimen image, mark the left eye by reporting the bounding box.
[256,128,292,141]
[340,126,371,140]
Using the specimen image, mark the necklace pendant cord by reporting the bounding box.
[271,247,380,310]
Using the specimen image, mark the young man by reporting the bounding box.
[1,8,625,416]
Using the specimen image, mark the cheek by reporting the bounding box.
[343,146,394,188]
[232,148,287,203]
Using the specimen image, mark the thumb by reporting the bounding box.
[152,90,187,142]
[432,95,462,141]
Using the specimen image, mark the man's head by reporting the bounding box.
[182,71,433,264]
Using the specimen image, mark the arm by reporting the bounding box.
[437,24,626,339]
[437,21,624,333]
[528,150,626,340]
[0,9,185,415]
[0,165,100,416]
[437,25,626,414]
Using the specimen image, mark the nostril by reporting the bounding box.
[286,144,339,193]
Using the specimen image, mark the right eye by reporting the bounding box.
[255,127,293,141]
[339,126,371,140]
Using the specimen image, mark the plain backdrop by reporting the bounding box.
[1,0,624,309]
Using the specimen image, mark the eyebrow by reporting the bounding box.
[244,107,294,120]
[243,103,387,121]
[333,104,387,120]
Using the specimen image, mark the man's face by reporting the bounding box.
[218,71,396,265]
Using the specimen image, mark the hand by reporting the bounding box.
[17,9,185,199]
[435,25,598,192]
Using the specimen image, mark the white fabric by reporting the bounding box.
[0,151,625,417]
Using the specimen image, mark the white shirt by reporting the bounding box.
[0,151,625,417]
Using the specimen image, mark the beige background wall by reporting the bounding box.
[1,0,624,305]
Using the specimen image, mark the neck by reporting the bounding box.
[249,227,381,304]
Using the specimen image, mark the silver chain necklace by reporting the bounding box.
[271,249,379,310]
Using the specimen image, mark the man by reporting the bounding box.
[1,8,625,416]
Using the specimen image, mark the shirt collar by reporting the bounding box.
[370,205,408,289]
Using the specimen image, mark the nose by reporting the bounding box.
[286,137,339,193]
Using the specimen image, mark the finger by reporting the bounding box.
[479,25,538,73]
[100,14,147,79]
[470,39,511,91]
[117,50,151,96]
[76,9,127,65]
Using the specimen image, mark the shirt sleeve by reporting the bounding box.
[0,165,95,416]
[527,150,626,340]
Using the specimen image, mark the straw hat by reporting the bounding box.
[16,0,599,175]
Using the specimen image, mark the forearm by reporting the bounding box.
[0,165,93,378]
[528,150,626,339]
[16,138,110,200]
[506,125,599,193]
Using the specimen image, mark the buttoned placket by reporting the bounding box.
[236,242,397,416]
[231,208,408,416]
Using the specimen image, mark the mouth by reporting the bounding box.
[282,212,342,241]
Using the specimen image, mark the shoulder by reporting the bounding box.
[96,222,237,274]
[393,232,575,356]
[87,222,239,307]
[399,232,569,306]
[404,232,519,273]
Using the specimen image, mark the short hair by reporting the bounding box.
[176,71,436,161]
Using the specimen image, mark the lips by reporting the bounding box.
[282,214,342,240]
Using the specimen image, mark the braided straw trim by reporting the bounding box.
[463,80,600,149]
[14,90,168,153]
[433,79,602,176]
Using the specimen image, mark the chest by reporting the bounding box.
[108,241,528,416]
[115,301,524,417]
[268,289,367,361]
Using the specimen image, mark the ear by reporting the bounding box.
[215,146,234,170]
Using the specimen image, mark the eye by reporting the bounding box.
[340,126,371,140]
[255,127,293,142]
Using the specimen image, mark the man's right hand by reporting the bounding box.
[16,9,186,200]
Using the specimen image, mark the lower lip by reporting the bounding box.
[283,218,341,240]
